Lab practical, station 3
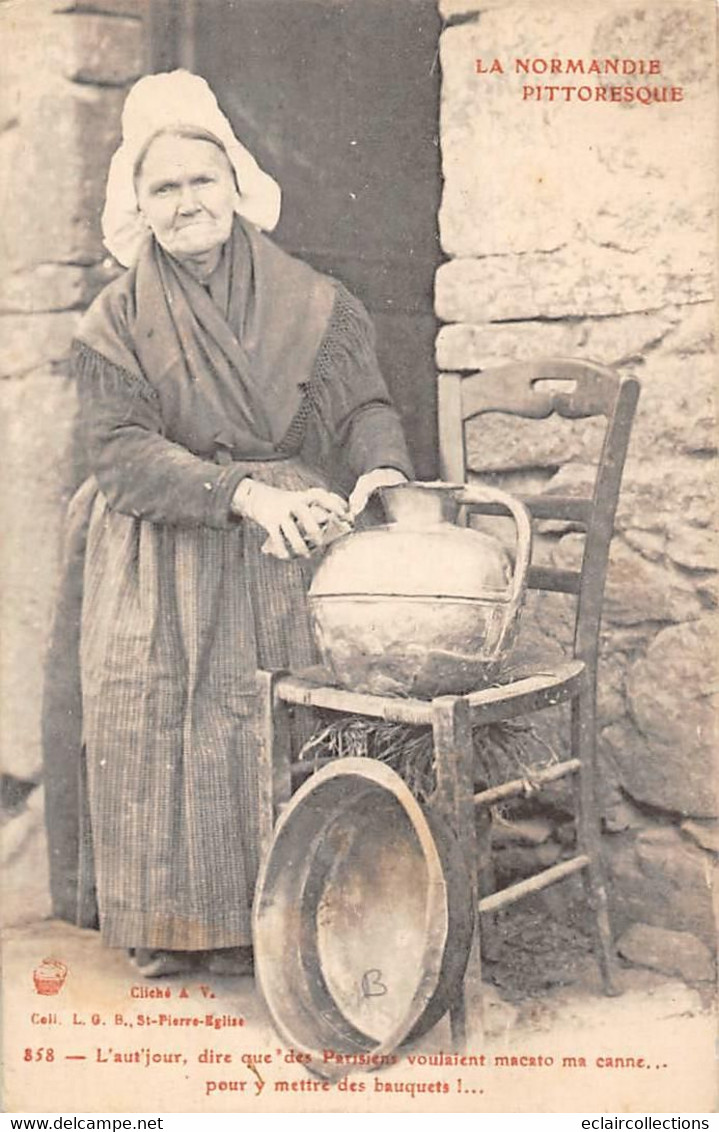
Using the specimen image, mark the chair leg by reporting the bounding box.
[476,808,502,962]
[450,926,485,1049]
[572,686,620,996]
[431,696,484,1046]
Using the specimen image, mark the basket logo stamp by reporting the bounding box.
[33,959,68,996]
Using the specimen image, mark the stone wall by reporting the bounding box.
[436,0,717,980]
[1,0,145,925]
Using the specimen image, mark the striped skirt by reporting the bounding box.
[80,462,320,950]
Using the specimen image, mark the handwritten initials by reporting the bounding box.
[361,969,387,998]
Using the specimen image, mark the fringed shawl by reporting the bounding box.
[76,217,336,462]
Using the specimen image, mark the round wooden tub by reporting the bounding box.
[252,758,472,1075]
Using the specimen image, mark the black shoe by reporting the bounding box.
[129,949,199,978]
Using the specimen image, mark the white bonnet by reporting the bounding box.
[102,70,281,267]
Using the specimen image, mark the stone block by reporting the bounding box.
[1,787,52,928]
[595,653,628,726]
[573,144,714,263]
[695,574,719,611]
[0,373,80,782]
[1,266,90,314]
[616,458,718,538]
[602,791,653,835]
[62,13,144,86]
[545,457,715,545]
[666,525,717,572]
[54,0,144,15]
[0,261,121,316]
[438,5,715,260]
[682,820,719,855]
[604,827,717,950]
[605,716,712,821]
[435,310,676,372]
[606,540,704,626]
[439,18,575,258]
[438,0,483,17]
[550,533,704,627]
[435,247,712,324]
[0,313,81,377]
[662,300,715,359]
[1,2,61,112]
[591,3,717,89]
[616,923,715,983]
[466,411,605,474]
[603,624,669,657]
[4,85,126,269]
[617,618,719,818]
[623,529,666,564]
[631,350,717,458]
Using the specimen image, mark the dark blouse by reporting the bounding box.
[73,282,413,529]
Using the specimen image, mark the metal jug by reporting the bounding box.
[309,481,532,697]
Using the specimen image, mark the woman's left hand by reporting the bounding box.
[348,468,408,520]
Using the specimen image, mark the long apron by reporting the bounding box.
[52,459,321,950]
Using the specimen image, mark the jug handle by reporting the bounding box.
[453,484,533,640]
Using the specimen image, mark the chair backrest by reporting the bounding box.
[438,358,640,675]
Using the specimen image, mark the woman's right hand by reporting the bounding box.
[231,479,350,559]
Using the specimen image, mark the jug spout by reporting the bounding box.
[379,481,463,528]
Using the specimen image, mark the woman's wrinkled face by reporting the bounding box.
[135,134,238,263]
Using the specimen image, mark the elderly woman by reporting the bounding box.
[44,71,412,978]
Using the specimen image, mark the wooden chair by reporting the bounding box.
[255,357,640,1044]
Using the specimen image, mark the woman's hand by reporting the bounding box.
[232,479,350,559]
[348,467,408,520]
